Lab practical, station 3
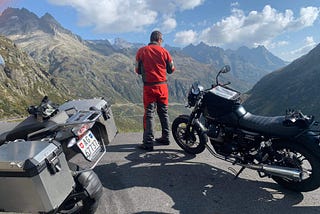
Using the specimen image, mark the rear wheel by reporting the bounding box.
[76,170,102,214]
[56,163,102,214]
[271,141,320,192]
[172,115,207,154]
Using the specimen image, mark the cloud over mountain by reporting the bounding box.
[174,5,320,50]
[48,0,204,33]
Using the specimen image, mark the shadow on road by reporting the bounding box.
[95,143,319,214]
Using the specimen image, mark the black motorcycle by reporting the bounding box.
[0,97,117,213]
[172,65,320,192]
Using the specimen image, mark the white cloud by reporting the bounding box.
[174,30,198,44]
[160,17,177,33]
[48,0,204,33]
[267,40,289,49]
[48,0,157,33]
[175,0,205,10]
[299,7,320,26]
[282,36,317,61]
[174,5,320,49]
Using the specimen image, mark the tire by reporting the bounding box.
[172,115,207,154]
[271,141,320,192]
[77,170,103,214]
[81,197,100,214]
[57,163,102,214]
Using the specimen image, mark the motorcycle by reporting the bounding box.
[0,96,117,213]
[172,65,320,192]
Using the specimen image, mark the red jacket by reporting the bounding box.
[135,42,175,84]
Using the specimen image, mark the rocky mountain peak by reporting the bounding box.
[40,12,75,36]
[1,7,38,20]
[41,12,56,22]
[40,12,61,28]
[0,7,74,37]
[0,7,39,35]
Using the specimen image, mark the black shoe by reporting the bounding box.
[155,137,170,145]
[137,144,153,151]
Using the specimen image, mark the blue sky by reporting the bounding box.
[1,0,320,62]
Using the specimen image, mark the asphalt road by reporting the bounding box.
[1,122,319,214]
[90,132,320,214]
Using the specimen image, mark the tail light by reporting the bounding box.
[67,122,94,148]
[67,137,77,148]
[72,122,94,138]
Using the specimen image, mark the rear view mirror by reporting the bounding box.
[220,65,230,73]
[216,65,231,85]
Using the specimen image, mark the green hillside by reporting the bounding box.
[244,43,320,119]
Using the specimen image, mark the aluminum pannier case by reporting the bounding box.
[0,140,75,213]
[59,97,118,144]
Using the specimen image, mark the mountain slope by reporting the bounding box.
[243,43,320,118]
[0,8,137,103]
[0,35,67,118]
[180,43,286,87]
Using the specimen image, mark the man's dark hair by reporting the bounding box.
[150,31,162,42]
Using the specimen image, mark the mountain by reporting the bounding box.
[0,8,78,40]
[181,43,286,87]
[182,42,227,67]
[0,35,67,118]
[0,7,137,103]
[113,38,144,50]
[243,43,320,119]
[86,39,116,56]
[234,45,286,70]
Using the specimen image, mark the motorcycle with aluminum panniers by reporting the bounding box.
[0,97,117,213]
[172,65,320,192]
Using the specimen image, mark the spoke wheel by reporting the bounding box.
[172,115,206,154]
[271,141,320,192]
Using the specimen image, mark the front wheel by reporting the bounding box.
[172,115,207,154]
[271,141,320,192]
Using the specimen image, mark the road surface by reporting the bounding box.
[91,132,320,214]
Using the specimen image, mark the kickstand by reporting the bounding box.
[228,166,246,180]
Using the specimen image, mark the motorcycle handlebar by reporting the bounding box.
[211,81,231,88]
[221,81,231,87]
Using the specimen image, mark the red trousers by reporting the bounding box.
[143,84,168,108]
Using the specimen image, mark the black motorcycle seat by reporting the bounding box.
[239,112,303,137]
[1,116,51,143]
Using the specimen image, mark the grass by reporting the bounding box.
[111,102,189,133]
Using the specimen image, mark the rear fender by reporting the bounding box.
[176,114,190,121]
[295,132,320,159]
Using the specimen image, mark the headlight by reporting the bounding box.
[187,88,197,107]
[187,83,203,107]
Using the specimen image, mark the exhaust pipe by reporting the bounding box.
[245,164,302,182]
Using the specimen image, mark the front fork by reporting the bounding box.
[185,110,205,141]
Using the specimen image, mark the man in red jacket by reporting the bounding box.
[135,30,175,151]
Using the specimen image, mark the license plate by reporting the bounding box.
[77,131,101,161]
